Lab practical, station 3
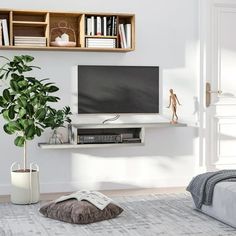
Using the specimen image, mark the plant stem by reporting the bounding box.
[24,141,27,170]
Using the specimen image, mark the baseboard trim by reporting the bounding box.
[0,187,186,203]
[0,178,190,195]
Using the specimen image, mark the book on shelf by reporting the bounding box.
[125,24,131,48]
[0,21,2,46]
[85,15,117,36]
[96,16,102,36]
[86,17,92,35]
[91,16,95,36]
[14,36,46,47]
[113,17,117,36]
[111,16,116,36]
[107,17,112,36]
[86,38,116,48]
[119,24,127,49]
[1,19,9,46]
[103,16,107,36]
[118,23,131,49]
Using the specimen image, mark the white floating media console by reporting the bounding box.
[38,121,187,149]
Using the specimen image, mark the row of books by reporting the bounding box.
[118,23,131,49]
[14,36,47,47]
[86,38,116,48]
[0,19,9,46]
[86,16,117,36]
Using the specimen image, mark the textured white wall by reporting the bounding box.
[0,0,199,194]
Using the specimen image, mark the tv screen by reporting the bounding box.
[78,65,159,114]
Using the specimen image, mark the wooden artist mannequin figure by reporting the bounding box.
[167,89,181,124]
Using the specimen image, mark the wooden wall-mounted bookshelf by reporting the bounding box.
[0,9,135,52]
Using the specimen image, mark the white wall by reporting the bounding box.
[0,0,199,194]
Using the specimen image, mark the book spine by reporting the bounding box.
[125,24,131,48]
[118,24,124,48]
[0,21,2,46]
[114,17,117,36]
[1,19,9,46]
[85,16,87,35]
[94,17,97,35]
[107,17,112,36]
[96,16,102,35]
[91,16,95,36]
[103,17,107,36]
[101,17,104,36]
[111,16,115,36]
[119,24,127,48]
[86,17,91,35]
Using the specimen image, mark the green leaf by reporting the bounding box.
[3,123,15,134]
[14,56,23,63]
[8,121,21,131]
[39,96,46,105]
[47,96,60,102]
[26,104,34,116]
[8,105,15,119]
[22,55,34,63]
[43,117,54,127]
[10,80,19,92]
[35,126,42,136]
[2,110,10,121]
[19,107,26,118]
[17,96,27,107]
[11,73,20,80]
[35,108,46,122]
[47,86,59,93]
[25,124,35,139]
[18,80,28,88]
[3,89,11,102]
[18,119,28,129]
[14,136,25,147]
[0,96,7,108]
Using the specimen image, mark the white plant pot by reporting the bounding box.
[11,162,40,204]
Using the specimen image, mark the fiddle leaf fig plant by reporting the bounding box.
[0,55,71,170]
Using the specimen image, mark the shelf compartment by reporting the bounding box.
[13,25,47,37]
[117,15,135,50]
[38,122,187,149]
[0,10,11,46]
[13,11,47,22]
[49,13,82,47]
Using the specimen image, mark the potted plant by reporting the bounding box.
[0,55,71,204]
[46,107,72,144]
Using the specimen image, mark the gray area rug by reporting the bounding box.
[0,193,235,236]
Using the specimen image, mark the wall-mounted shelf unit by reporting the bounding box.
[38,122,187,149]
[0,9,135,52]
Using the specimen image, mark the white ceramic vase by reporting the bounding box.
[10,162,40,204]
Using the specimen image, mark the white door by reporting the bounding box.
[201,0,236,170]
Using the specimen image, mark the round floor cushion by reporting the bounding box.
[39,199,123,224]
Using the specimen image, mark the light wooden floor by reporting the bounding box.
[0,187,186,203]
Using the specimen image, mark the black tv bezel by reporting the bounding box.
[77,65,160,114]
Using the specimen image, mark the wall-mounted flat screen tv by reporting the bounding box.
[78,65,159,114]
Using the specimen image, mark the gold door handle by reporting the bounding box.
[207,90,222,94]
[206,82,222,107]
